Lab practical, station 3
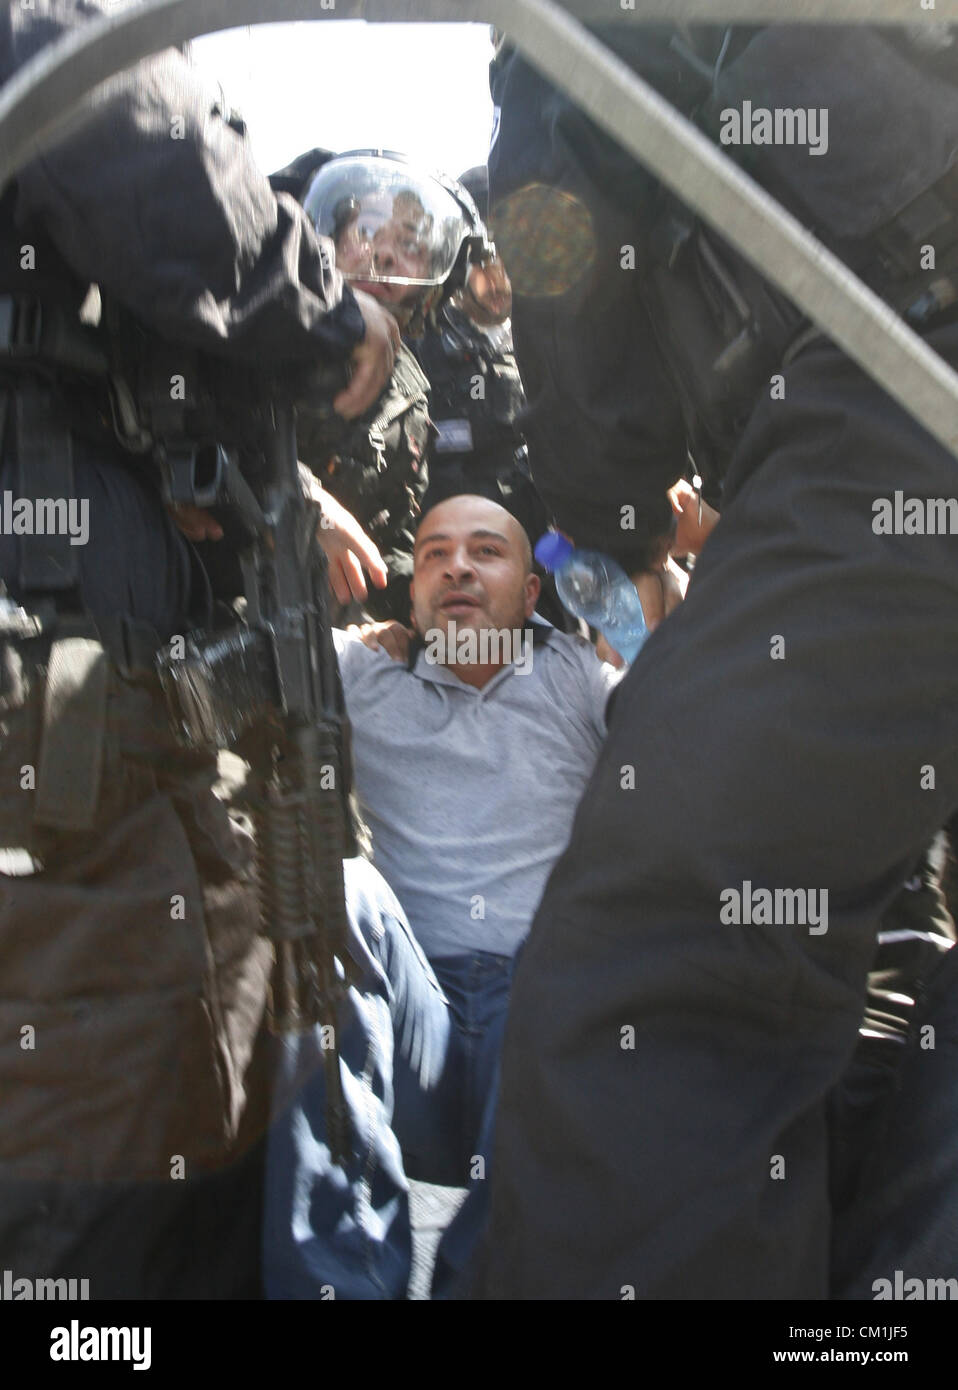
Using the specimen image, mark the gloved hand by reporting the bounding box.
[333,291,401,419]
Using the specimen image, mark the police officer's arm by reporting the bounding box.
[1,3,396,412]
[488,35,690,541]
[334,291,400,419]
[616,478,719,647]
[595,542,688,666]
[631,556,687,639]
[167,463,389,604]
[297,464,388,604]
[668,479,720,558]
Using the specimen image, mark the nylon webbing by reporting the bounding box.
[15,381,79,595]
[33,626,109,832]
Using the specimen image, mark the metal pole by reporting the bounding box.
[3,0,954,189]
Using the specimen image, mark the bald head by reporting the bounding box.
[415,494,532,571]
[410,493,539,649]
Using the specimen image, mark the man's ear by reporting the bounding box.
[524,572,541,618]
[409,580,421,634]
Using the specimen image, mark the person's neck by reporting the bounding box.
[448,660,504,690]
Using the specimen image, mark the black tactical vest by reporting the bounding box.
[412,304,525,476]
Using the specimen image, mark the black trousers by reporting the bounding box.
[473,321,958,1298]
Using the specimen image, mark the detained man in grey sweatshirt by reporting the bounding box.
[265,492,620,1299]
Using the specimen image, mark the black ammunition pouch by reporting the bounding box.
[642,204,806,489]
[853,163,958,328]
[0,598,209,862]
[0,292,108,380]
[415,309,525,465]
[0,291,116,602]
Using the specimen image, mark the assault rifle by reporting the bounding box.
[118,338,357,1163]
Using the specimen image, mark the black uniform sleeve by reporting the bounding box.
[487,29,695,563]
[0,1,364,364]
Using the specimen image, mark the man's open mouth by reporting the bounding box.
[353,280,391,299]
[440,594,481,613]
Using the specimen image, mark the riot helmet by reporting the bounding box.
[302,151,492,331]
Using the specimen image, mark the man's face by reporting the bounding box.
[410,495,540,646]
[335,191,433,314]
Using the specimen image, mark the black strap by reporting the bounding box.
[849,163,958,325]
[0,385,9,468]
[15,380,80,595]
[32,616,109,833]
[94,613,164,682]
[0,294,108,375]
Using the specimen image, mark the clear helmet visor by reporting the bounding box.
[303,156,470,288]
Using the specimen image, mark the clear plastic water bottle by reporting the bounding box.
[535,530,648,665]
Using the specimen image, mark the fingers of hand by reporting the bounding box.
[380,624,410,662]
[337,295,399,416]
[335,511,385,589]
[355,620,411,662]
[668,480,695,516]
[356,533,387,590]
[329,559,351,606]
[347,623,380,651]
[342,548,369,603]
[333,355,374,419]
[314,497,386,600]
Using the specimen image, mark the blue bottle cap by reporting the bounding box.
[534,530,574,572]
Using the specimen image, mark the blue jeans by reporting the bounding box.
[263,857,513,1300]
